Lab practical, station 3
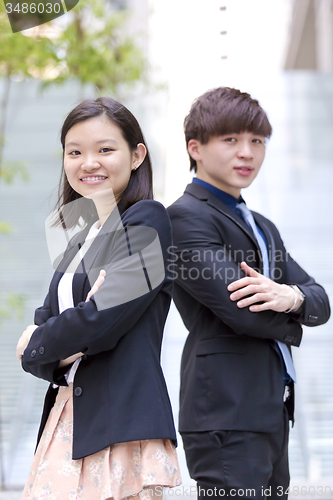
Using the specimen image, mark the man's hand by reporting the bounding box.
[16,325,38,360]
[227,261,298,313]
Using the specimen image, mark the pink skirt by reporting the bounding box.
[21,384,182,500]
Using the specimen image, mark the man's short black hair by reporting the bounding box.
[184,87,273,171]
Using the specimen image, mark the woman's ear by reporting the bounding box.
[187,139,201,162]
[132,143,147,170]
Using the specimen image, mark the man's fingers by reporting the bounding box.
[228,276,257,292]
[240,261,260,277]
[236,293,266,308]
[230,284,261,301]
[249,302,272,312]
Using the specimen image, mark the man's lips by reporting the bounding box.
[234,167,254,177]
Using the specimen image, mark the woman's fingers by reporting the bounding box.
[85,270,106,302]
[16,325,37,360]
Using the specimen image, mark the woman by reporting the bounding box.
[16,97,181,500]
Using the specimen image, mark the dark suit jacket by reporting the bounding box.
[22,200,177,460]
[167,183,330,434]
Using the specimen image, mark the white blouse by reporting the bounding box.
[56,221,102,384]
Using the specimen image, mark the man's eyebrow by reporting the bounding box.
[65,138,118,148]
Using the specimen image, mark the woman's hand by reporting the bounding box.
[85,269,106,302]
[16,325,38,360]
[228,261,298,313]
[17,271,107,365]
[58,352,84,368]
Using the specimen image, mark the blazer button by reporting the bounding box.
[31,350,36,358]
[74,387,82,397]
[39,347,45,355]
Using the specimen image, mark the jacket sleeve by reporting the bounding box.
[22,201,172,382]
[277,249,330,328]
[168,204,321,347]
[34,293,52,326]
[253,213,330,327]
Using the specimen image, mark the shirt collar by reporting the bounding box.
[192,178,244,213]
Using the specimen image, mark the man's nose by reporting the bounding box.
[237,141,253,158]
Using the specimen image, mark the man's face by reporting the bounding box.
[188,132,266,198]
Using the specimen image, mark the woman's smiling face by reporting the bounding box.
[64,115,137,200]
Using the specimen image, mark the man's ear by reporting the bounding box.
[187,139,201,162]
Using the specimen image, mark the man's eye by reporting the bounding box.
[253,139,263,144]
[225,137,236,142]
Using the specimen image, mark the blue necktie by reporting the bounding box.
[236,202,296,383]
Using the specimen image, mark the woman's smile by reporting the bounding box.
[80,175,108,183]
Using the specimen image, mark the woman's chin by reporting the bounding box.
[82,187,116,201]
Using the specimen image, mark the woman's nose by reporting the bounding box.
[81,156,101,171]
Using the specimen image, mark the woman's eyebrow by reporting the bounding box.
[65,138,118,148]
[95,138,118,146]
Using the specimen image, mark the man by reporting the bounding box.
[167,87,330,499]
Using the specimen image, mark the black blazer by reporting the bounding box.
[22,200,177,460]
[167,183,330,434]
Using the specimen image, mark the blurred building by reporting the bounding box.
[0,0,332,492]
[285,0,333,71]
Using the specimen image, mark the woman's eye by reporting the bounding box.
[100,147,112,153]
[225,137,236,142]
[69,150,80,156]
[252,138,263,144]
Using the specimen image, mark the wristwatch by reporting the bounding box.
[284,285,305,314]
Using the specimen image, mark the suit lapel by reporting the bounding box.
[71,206,124,305]
[49,272,61,315]
[51,220,96,311]
[185,183,261,251]
[78,206,122,274]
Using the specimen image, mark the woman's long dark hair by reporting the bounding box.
[53,97,153,228]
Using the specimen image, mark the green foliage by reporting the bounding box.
[0,2,53,182]
[0,160,29,184]
[0,0,146,92]
[0,2,59,80]
[0,293,26,322]
[41,0,146,93]
[0,221,11,234]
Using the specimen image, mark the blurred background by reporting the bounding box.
[0,0,332,495]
